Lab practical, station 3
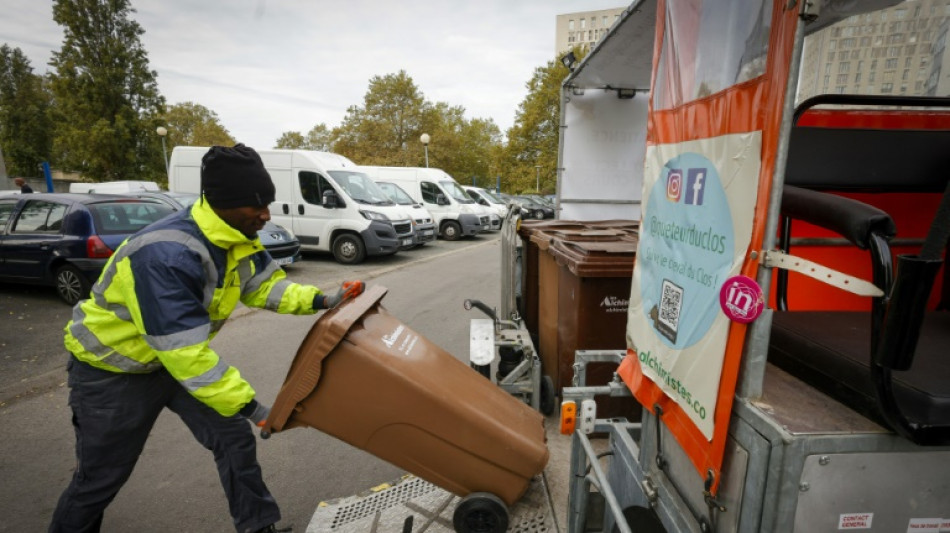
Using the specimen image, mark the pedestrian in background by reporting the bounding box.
[49,144,365,533]
[13,177,33,193]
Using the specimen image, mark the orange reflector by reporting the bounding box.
[560,401,577,435]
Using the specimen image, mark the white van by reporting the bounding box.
[462,186,507,231]
[358,166,487,240]
[69,180,160,194]
[373,180,437,247]
[168,147,414,264]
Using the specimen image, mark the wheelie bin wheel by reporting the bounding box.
[453,492,509,533]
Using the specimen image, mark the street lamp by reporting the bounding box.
[420,133,430,168]
[156,126,169,176]
[535,165,541,192]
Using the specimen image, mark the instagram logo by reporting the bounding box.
[666,169,682,202]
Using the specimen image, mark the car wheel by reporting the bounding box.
[332,233,366,265]
[441,220,462,241]
[56,265,90,305]
[533,210,545,220]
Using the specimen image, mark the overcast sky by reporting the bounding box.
[1,0,623,150]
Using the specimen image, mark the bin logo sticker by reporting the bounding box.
[381,324,419,356]
[641,152,734,349]
[600,295,630,313]
[720,275,764,324]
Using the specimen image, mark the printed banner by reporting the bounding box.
[626,132,760,438]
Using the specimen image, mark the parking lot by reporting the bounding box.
[0,230,510,532]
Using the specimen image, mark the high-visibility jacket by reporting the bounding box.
[64,198,321,416]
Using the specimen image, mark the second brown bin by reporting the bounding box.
[263,285,549,507]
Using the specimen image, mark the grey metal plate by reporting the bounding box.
[793,451,950,532]
[308,474,556,532]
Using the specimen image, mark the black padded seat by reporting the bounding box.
[769,311,950,426]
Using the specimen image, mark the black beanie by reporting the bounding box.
[200,144,276,209]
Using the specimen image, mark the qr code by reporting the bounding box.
[659,279,683,332]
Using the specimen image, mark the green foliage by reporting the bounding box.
[162,102,235,148]
[499,48,583,194]
[48,0,166,182]
[0,45,53,177]
[330,70,501,184]
[333,70,427,166]
[274,124,332,151]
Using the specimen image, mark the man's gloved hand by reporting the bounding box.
[241,399,271,428]
[323,280,365,308]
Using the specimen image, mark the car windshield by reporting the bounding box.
[89,201,174,235]
[439,180,474,203]
[328,171,395,206]
[376,182,414,205]
[480,189,506,205]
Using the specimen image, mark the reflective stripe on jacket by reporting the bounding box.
[64,199,321,416]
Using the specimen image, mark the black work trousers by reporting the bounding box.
[49,357,280,533]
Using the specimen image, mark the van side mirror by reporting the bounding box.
[436,194,450,206]
[322,190,340,208]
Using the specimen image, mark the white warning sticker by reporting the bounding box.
[907,518,942,532]
[839,513,873,530]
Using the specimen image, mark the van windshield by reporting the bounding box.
[376,182,414,206]
[479,189,506,205]
[328,171,395,206]
[439,180,475,204]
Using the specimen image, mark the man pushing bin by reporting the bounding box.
[50,144,364,533]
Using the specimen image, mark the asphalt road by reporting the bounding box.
[0,231,503,532]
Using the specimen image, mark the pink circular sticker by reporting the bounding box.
[719,275,764,324]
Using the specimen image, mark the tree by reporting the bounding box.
[274,124,332,150]
[161,102,235,148]
[0,45,53,177]
[333,70,427,166]
[332,70,502,181]
[274,131,306,149]
[500,48,583,194]
[48,0,166,182]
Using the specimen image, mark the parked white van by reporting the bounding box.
[358,166,487,240]
[462,185,508,231]
[168,147,414,264]
[69,180,160,194]
[373,180,437,247]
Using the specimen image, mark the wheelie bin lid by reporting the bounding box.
[550,239,637,278]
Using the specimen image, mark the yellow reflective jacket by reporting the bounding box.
[64,199,321,416]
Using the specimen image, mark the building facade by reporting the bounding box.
[556,7,626,56]
[797,0,950,102]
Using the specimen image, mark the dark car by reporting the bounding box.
[0,193,175,304]
[513,195,555,220]
[121,191,302,267]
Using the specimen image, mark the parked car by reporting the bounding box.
[512,195,555,220]
[119,191,302,267]
[0,193,175,304]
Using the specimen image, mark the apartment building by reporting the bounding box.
[555,7,626,56]
[798,0,950,101]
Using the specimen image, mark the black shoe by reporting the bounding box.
[254,525,292,533]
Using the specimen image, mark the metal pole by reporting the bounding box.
[160,137,169,176]
[424,145,429,168]
[535,165,540,192]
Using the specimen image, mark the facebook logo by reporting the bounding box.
[685,168,706,206]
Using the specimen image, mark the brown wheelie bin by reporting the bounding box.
[262,285,549,520]
[533,228,629,397]
[550,238,641,421]
[516,220,587,341]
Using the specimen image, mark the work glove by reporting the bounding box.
[321,280,365,309]
[241,399,271,428]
